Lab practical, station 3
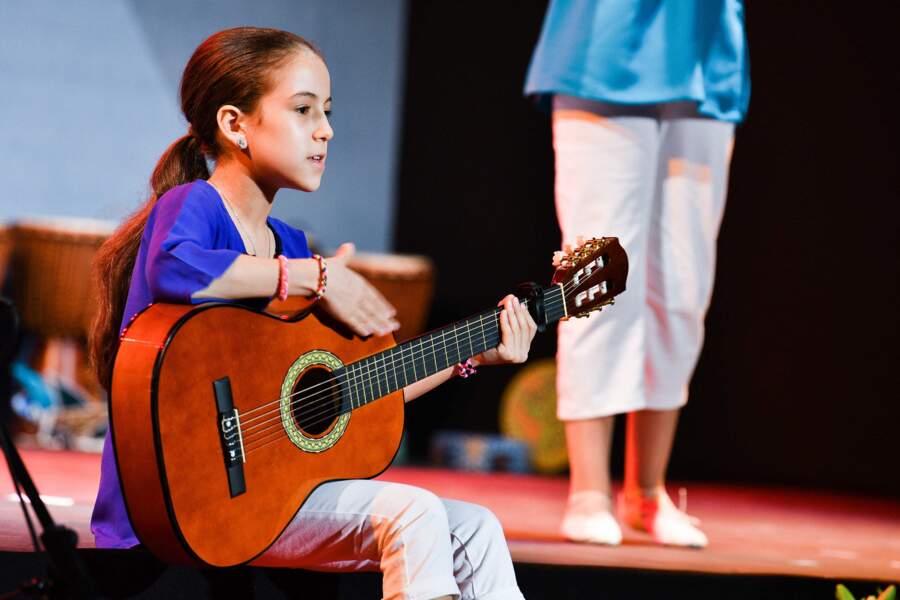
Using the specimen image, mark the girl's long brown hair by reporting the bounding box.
[90,27,320,391]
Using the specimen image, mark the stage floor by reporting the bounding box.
[2,450,898,582]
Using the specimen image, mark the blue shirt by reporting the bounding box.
[91,180,312,548]
[524,0,750,122]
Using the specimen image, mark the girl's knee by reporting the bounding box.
[371,485,450,538]
[446,500,506,549]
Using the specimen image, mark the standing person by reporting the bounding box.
[525,1,750,547]
[90,27,534,599]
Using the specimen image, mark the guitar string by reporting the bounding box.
[237,278,587,446]
[239,307,503,429]
[239,277,578,425]
[238,280,591,452]
[242,275,608,456]
[238,293,567,450]
[238,317,505,445]
[241,332,507,454]
[239,275,593,450]
[238,306,500,423]
[239,326,505,445]
[237,283,573,435]
[242,330,502,454]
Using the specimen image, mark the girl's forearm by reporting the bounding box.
[403,366,456,402]
[193,255,320,300]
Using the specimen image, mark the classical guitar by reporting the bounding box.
[110,237,628,567]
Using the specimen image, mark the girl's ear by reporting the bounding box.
[216,104,248,151]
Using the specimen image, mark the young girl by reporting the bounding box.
[89,27,534,600]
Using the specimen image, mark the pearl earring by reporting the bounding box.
[238,137,247,149]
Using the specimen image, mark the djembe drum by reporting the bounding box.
[347,252,436,341]
[10,218,116,339]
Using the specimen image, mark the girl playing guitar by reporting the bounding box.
[89,27,535,600]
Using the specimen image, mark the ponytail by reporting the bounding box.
[89,134,208,391]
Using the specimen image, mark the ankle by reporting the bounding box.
[567,489,613,514]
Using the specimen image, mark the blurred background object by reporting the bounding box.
[347,252,435,342]
[500,358,567,474]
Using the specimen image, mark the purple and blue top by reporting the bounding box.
[91,179,312,548]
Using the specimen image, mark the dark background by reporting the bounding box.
[395,2,900,497]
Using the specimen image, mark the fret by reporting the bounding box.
[479,311,488,353]
[429,333,439,373]
[346,367,355,409]
[371,356,381,401]
[409,340,419,381]
[439,329,450,370]
[385,346,398,394]
[465,317,475,359]
[415,338,429,379]
[336,368,349,411]
[348,363,359,408]
[363,357,374,405]
[399,344,410,387]
[390,346,400,391]
[373,354,384,399]
[360,360,370,405]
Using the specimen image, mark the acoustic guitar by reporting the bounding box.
[110,237,628,567]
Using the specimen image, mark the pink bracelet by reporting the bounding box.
[276,255,289,301]
[455,358,477,379]
[312,253,327,299]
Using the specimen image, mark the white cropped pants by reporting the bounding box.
[552,96,735,420]
[252,479,525,600]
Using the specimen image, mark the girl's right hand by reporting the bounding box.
[320,243,400,337]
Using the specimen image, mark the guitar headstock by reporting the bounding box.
[551,237,629,320]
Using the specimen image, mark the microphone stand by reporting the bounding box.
[0,297,97,599]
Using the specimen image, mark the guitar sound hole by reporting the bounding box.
[292,367,342,436]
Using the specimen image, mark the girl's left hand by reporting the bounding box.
[474,295,538,366]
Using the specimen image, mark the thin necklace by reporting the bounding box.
[209,181,270,257]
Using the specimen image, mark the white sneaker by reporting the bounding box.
[619,488,707,548]
[560,491,623,546]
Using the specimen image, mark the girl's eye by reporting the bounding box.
[296,106,310,115]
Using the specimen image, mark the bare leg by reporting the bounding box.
[560,416,622,544]
[566,416,615,496]
[621,408,707,547]
[624,408,679,496]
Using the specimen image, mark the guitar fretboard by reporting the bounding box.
[334,284,567,409]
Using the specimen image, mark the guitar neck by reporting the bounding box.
[336,284,567,409]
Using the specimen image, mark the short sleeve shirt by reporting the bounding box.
[524,0,751,122]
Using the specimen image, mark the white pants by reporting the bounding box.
[252,479,525,600]
[553,96,735,420]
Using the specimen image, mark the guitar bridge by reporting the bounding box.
[213,378,246,498]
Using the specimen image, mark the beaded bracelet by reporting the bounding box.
[276,255,289,301]
[455,358,477,378]
[312,253,328,299]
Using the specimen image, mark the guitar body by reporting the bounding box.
[110,302,404,567]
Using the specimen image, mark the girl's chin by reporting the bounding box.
[291,177,322,193]
[279,170,323,192]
